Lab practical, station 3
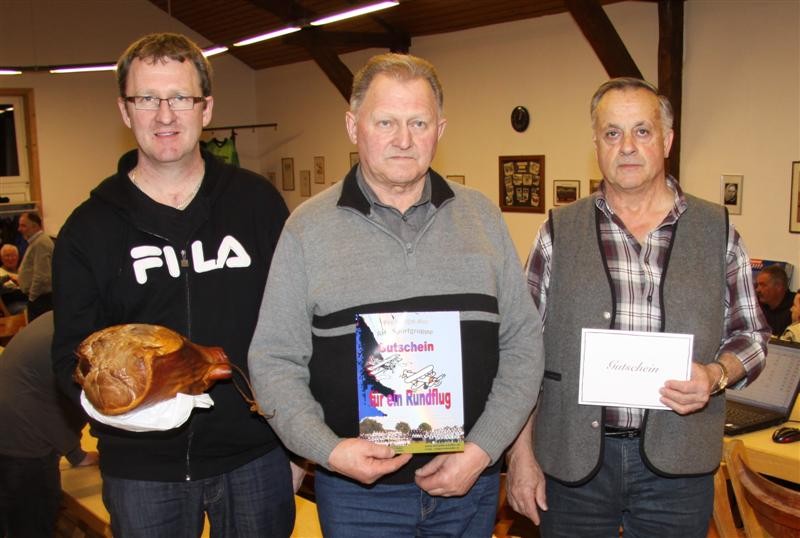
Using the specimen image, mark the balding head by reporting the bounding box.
[0,244,18,271]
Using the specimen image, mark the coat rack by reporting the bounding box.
[202,122,277,135]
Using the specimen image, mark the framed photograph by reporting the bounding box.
[589,179,603,194]
[300,170,311,197]
[313,156,325,184]
[553,180,580,206]
[349,152,360,168]
[720,174,743,215]
[498,155,545,213]
[447,175,465,185]
[791,162,800,233]
[281,157,295,191]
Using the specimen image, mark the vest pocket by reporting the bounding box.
[543,370,561,381]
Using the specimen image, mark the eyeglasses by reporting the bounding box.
[124,95,205,111]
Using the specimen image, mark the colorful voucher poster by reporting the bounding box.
[356,311,464,454]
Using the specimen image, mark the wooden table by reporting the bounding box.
[723,395,800,484]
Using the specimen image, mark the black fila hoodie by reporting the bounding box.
[52,149,289,481]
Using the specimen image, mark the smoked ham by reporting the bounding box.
[74,324,231,416]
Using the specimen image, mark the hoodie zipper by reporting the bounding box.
[181,246,193,480]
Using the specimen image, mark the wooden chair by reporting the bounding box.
[0,294,26,346]
[724,439,800,538]
[709,463,745,538]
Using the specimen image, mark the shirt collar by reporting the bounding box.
[594,175,687,225]
[355,166,432,212]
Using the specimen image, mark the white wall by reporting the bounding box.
[0,0,257,233]
[681,0,800,278]
[253,0,800,284]
[1,0,798,284]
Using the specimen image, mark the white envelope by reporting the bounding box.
[579,329,693,410]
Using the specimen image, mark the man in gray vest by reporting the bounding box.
[505,77,770,537]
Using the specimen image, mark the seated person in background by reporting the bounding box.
[0,311,99,538]
[0,244,27,315]
[0,243,19,280]
[780,291,800,342]
[755,265,794,335]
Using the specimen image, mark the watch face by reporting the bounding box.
[511,106,530,132]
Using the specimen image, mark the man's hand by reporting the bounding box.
[328,438,411,484]
[414,442,490,497]
[290,460,306,493]
[660,361,717,414]
[506,441,547,524]
[75,451,99,467]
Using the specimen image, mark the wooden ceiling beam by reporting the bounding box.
[658,0,684,181]
[283,29,408,50]
[306,41,355,102]
[245,0,409,102]
[564,0,642,78]
[246,0,315,23]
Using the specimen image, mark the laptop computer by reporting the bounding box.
[724,339,800,436]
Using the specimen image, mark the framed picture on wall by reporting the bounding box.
[300,170,311,197]
[281,157,295,191]
[790,162,800,233]
[553,180,580,206]
[589,179,603,194]
[498,155,545,213]
[720,174,743,215]
[313,156,325,184]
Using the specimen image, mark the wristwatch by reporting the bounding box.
[709,361,729,395]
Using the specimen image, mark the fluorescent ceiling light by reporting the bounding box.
[233,27,301,47]
[50,64,116,74]
[310,1,399,26]
[0,69,22,75]
[203,46,229,57]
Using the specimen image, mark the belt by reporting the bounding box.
[604,426,641,439]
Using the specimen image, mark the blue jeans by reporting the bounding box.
[314,469,500,537]
[102,448,294,538]
[541,437,713,537]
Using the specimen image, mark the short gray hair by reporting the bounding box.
[590,77,673,134]
[350,53,443,114]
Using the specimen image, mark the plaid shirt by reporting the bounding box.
[526,177,770,429]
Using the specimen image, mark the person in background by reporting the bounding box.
[51,33,294,537]
[780,291,800,341]
[0,243,19,278]
[755,264,794,335]
[17,212,54,320]
[0,312,99,538]
[506,77,770,537]
[0,243,26,314]
[248,53,544,536]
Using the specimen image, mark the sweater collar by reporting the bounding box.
[337,165,454,216]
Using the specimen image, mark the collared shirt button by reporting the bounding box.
[603,311,611,320]
[591,420,600,429]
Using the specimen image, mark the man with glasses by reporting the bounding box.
[51,33,294,537]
